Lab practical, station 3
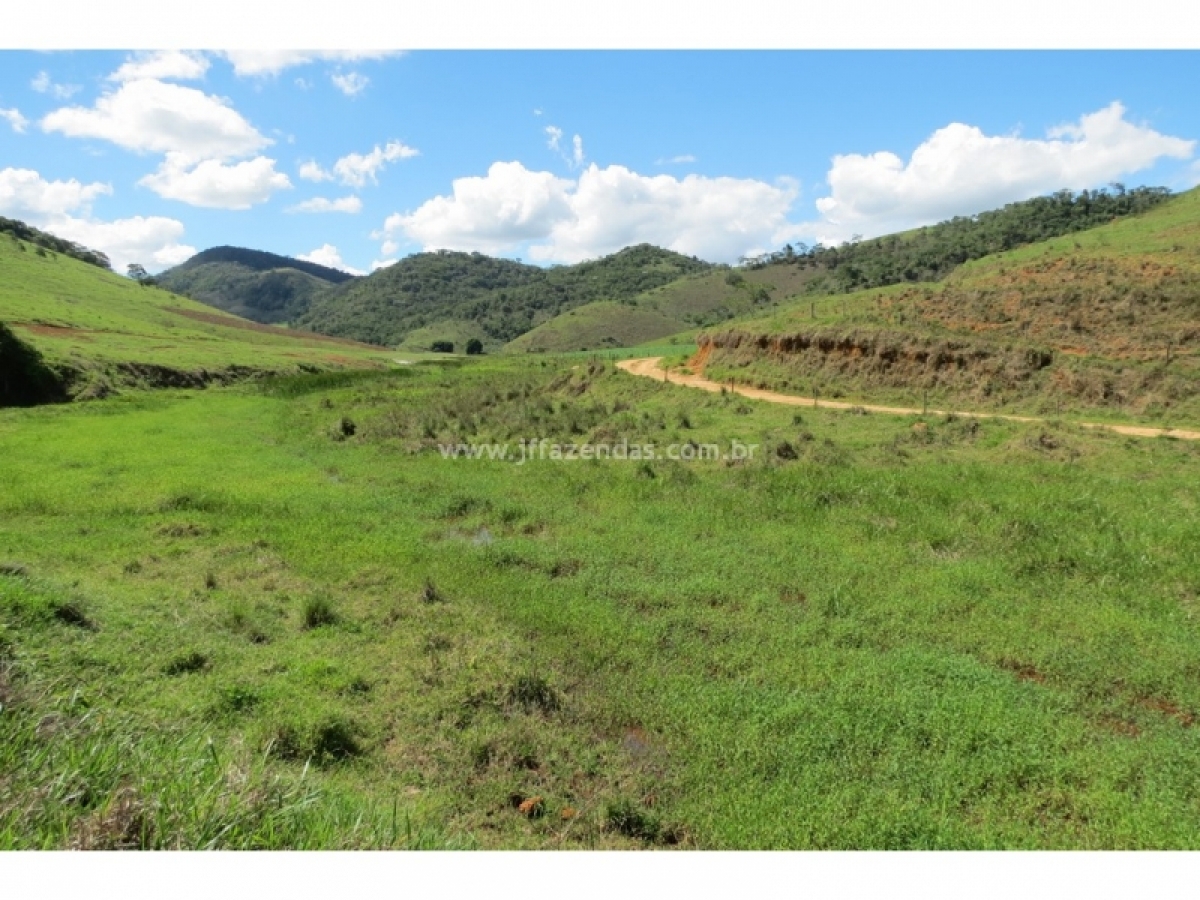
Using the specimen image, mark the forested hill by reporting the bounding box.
[164,246,357,284]
[299,244,714,347]
[749,185,1175,296]
[155,246,357,326]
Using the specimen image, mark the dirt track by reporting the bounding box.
[616,357,1200,442]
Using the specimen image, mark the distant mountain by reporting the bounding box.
[299,244,715,348]
[156,246,357,325]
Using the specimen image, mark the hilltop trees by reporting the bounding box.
[749,185,1175,296]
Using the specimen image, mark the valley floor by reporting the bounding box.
[4,357,1200,849]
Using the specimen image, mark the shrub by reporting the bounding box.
[164,651,210,676]
[430,341,454,354]
[506,674,560,714]
[302,595,338,629]
[604,799,660,842]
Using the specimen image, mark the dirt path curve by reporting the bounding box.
[616,357,1200,442]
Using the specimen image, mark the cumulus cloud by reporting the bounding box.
[287,195,362,214]
[0,167,193,272]
[41,78,269,163]
[371,258,398,271]
[1,108,28,133]
[297,243,363,275]
[331,71,369,96]
[219,51,399,78]
[380,161,799,263]
[31,71,81,100]
[381,161,574,256]
[139,154,292,209]
[109,50,210,83]
[803,101,1196,245]
[41,78,289,210]
[0,167,111,217]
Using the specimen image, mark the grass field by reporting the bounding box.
[5,356,1200,849]
[0,234,403,395]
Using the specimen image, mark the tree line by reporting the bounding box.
[742,185,1174,296]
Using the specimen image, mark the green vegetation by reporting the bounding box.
[748,185,1175,296]
[156,246,355,325]
[300,244,713,347]
[0,322,68,407]
[1,216,112,271]
[0,229,403,399]
[505,265,815,353]
[700,186,1200,426]
[4,356,1200,849]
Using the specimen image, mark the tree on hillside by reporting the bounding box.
[127,263,149,283]
[465,338,484,355]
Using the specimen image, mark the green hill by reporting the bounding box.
[694,186,1200,424]
[0,225,400,402]
[299,243,714,348]
[156,246,356,325]
[505,264,818,353]
[747,184,1175,296]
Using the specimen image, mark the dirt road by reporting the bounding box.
[615,356,1200,442]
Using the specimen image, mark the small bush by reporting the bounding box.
[604,799,660,842]
[164,650,210,676]
[302,595,338,629]
[420,579,445,604]
[52,599,96,631]
[506,674,560,714]
[268,716,363,765]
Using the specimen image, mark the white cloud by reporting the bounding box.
[109,50,210,83]
[1,108,28,133]
[382,161,574,256]
[331,71,369,96]
[31,71,81,100]
[297,243,363,275]
[371,258,398,271]
[298,160,333,182]
[219,50,398,78]
[380,160,798,263]
[0,167,111,218]
[41,78,269,164]
[0,166,193,273]
[331,140,419,187]
[658,154,697,165]
[287,195,363,214]
[545,125,584,169]
[139,154,292,209]
[804,101,1196,246]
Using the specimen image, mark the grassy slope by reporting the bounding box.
[5,358,1200,848]
[698,188,1200,425]
[0,235,404,390]
[302,245,714,348]
[505,266,818,354]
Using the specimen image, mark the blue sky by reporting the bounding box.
[1,50,1198,274]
